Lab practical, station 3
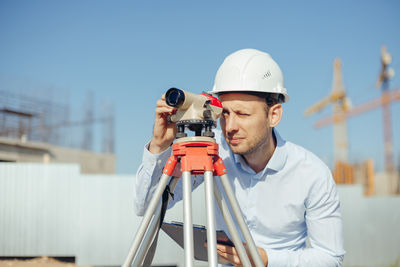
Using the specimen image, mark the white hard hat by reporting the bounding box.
[212,48,289,102]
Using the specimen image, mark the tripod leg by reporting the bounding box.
[219,174,264,267]
[204,171,218,267]
[213,180,252,267]
[123,173,172,267]
[182,171,194,267]
[133,177,180,267]
[132,203,162,267]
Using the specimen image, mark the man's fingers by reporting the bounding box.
[156,100,174,110]
[155,106,176,115]
[155,98,176,118]
[216,244,242,265]
[216,243,236,254]
[217,250,241,266]
[156,98,168,107]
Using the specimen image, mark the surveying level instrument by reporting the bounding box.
[123,88,264,267]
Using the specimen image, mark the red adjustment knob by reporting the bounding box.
[213,156,227,176]
[163,156,178,176]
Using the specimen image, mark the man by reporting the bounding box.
[135,48,345,266]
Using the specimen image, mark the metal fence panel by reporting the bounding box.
[338,185,400,267]
[0,163,80,256]
[1,163,400,266]
[0,163,206,267]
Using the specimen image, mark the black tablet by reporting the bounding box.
[161,221,234,262]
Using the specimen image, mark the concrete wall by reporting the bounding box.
[338,185,400,267]
[0,137,115,174]
[374,171,400,195]
[48,146,115,174]
[1,163,400,266]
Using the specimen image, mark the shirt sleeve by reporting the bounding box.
[134,141,205,216]
[134,141,173,216]
[266,170,345,267]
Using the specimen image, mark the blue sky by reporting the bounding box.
[1,0,399,174]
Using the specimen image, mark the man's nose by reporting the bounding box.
[224,116,238,133]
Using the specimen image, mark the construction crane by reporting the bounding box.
[305,58,351,163]
[377,45,396,173]
[313,45,399,173]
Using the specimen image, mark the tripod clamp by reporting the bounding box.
[163,137,226,176]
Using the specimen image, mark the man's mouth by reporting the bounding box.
[228,137,244,144]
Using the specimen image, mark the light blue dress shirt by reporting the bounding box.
[135,129,345,266]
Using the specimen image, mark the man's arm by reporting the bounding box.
[216,242,343,267]
[265,164,344,266]
[134,94,177,216]
[148,94,177,154]
[134,143,173,216]
[216,172,345,267]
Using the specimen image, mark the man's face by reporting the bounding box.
[219,93,273,156]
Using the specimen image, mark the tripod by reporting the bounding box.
[123,135,264,267]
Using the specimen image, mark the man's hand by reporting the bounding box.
[148,94,177,154]
[216,243,268,267]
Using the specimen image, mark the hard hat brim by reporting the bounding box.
[208,88,289,103]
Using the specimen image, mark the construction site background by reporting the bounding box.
[0,88,115,174]
[305,45,400,197]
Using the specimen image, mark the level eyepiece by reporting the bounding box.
[166,88,185,108]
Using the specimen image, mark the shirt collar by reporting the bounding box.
[233,128,287,176]
[266,129,287,172]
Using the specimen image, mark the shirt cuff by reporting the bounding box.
[142,141,173,173]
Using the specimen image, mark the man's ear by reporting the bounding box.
[268,104,282,127]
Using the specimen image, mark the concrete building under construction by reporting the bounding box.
[0,89,115,174]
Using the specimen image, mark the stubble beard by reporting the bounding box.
[226,128,270,157]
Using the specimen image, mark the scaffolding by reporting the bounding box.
[0,89,114,154]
